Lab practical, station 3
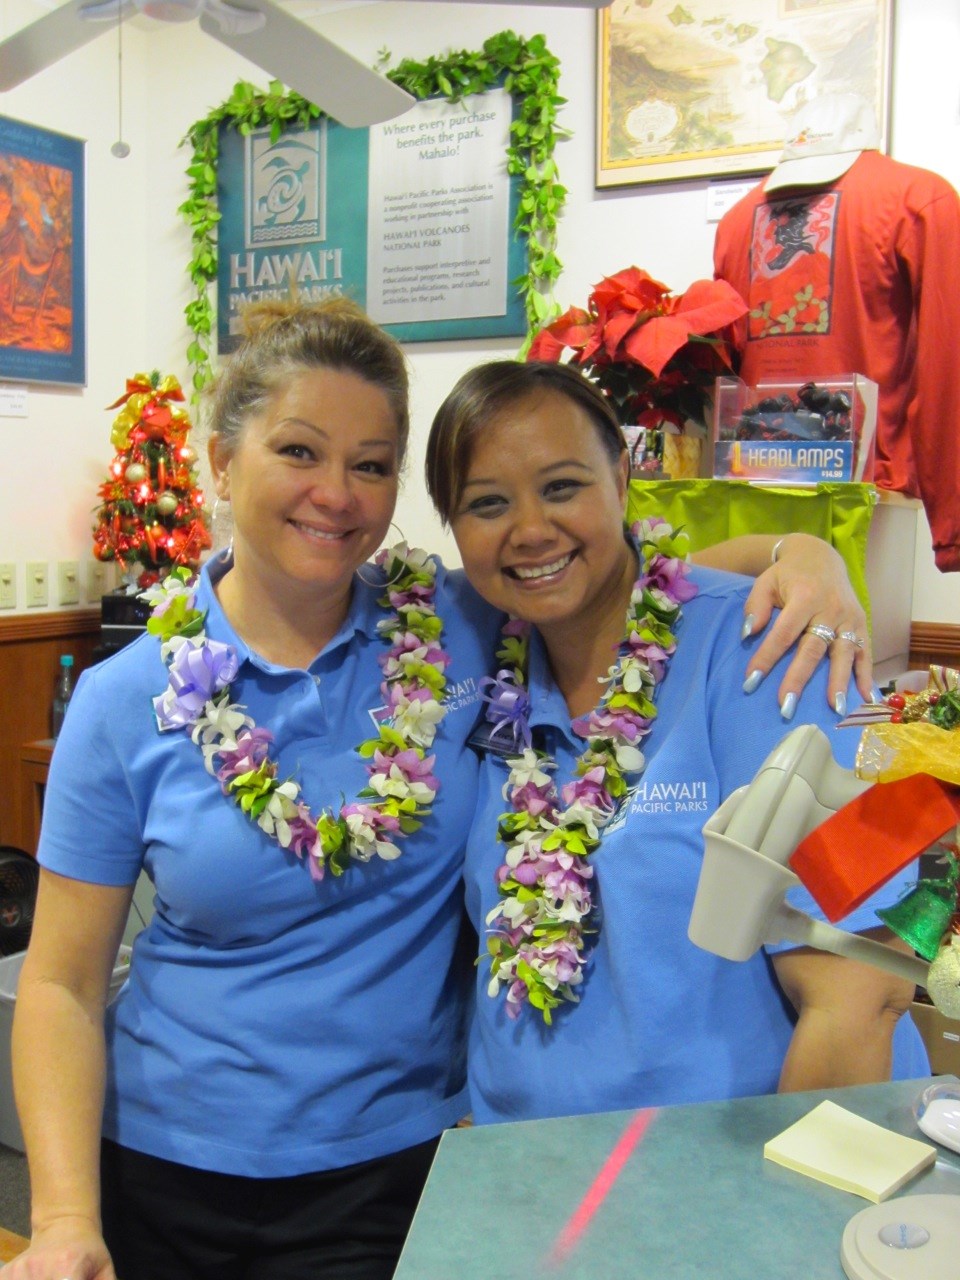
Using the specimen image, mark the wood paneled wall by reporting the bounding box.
[0,610,99,850]
[908,622,960,672]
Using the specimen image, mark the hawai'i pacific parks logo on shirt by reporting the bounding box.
[245,123,327,249]
[606,775,711,833]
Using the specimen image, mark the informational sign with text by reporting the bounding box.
[366,91,516,330]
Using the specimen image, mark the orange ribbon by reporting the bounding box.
[789,774,960,922]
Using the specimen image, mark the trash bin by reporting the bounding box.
[0,944,131,1152]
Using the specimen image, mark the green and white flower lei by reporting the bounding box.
[483,519,695,1021]
[144,543,450,879]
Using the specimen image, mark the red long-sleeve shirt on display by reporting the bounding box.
[714,151,960,571]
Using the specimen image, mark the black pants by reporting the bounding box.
[100,1135,439,1280]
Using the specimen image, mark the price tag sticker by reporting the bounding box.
[0,385,28,418]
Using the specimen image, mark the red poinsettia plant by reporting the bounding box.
[528,267,748,443]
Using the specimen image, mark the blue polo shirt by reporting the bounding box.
[39,553,497,1176]
[465,565,929,1125]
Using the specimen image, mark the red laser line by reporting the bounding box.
[546,1108,657,1268]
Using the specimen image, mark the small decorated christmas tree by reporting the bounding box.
[92,370,211,589]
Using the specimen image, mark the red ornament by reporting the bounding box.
[140,406,173,440]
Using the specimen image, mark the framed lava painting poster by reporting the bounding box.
[0,114,86,386]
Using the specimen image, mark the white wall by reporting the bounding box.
[1,0,958,619]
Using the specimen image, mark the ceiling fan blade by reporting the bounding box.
[0,0,111,91]
[375,0,612,5]
[199,0,415,129]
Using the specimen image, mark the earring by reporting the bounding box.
[356,522,408,588]
[210,496,234,558]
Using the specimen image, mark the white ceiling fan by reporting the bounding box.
[0,0,611,128]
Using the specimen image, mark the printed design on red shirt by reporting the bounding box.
[747,191,841,342]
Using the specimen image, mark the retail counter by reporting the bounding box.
[395,1077,960,1280]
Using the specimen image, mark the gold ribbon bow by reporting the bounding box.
[857,666,960,786]
[108,372,188,450]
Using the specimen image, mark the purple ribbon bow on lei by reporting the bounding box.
[153,638,240,731]
[478,669,533,749]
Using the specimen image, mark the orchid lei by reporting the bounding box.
[143,544,449,879]
[483,519,696,1023]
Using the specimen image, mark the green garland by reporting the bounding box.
[178,31,568,395]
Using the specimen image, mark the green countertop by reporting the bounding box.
[396,1078,960,1280]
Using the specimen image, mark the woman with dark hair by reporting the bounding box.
[425,359,927,1125]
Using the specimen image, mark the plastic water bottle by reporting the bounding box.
[51,654,75,739]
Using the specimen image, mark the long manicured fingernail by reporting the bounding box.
[780,692,798,721]
[741,613,756,640]
[834,691,847,717]
[743,669,764,694]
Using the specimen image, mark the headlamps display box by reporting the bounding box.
[712,375,877,483]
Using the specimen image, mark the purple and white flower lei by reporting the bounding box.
[144,544,450,880]
[484,519,697,1023]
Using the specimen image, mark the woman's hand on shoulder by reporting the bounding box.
[740,533,872,715]
[3,1218,116,1280]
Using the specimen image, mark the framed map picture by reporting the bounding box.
[0,115,85,385]
[597,0,892,188]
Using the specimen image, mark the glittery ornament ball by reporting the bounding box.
[125,462,147,484]
[156,492,178,515]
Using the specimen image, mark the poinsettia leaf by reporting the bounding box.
[621,314,695,379]
[528,327,571,362]
[674,277,748,330]
[620,279,748,378]
[529,305,594,361]
[595,309,635,360]
[592,267,669,317]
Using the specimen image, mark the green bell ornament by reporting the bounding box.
[876,853,959,962]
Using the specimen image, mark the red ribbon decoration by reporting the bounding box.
[789,774,960,922]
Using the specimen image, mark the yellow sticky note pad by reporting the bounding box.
[763,1100,937,1202]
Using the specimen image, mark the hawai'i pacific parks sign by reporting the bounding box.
[215,88,525,348]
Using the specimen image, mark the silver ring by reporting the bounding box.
[806,623,837,645]
[838,630,865,649]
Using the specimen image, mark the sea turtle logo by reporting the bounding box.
[246,124,326,248]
